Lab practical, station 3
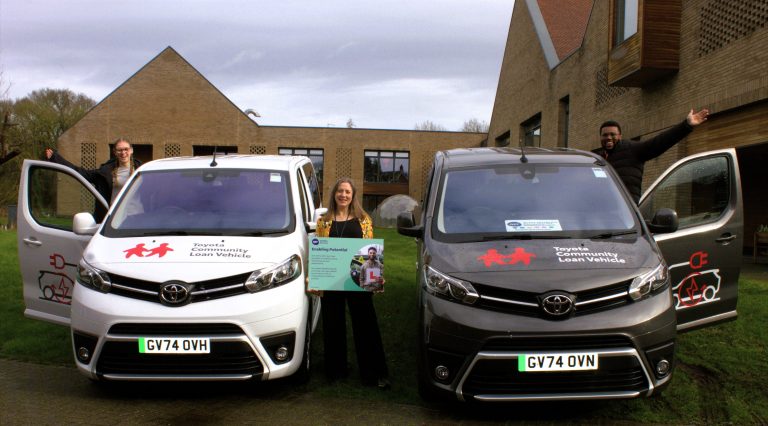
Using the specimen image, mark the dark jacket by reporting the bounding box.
[592,120,693,204]
[47,150,142,222]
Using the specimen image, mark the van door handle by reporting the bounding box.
[715,234,737,244]
[22,238,43,247]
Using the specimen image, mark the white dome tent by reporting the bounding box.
[371,194,418,228]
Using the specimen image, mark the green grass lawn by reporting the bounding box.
[1,228,766,423]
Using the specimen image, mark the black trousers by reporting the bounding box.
[321,291,388,381]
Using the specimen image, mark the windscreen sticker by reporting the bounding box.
[592,168,608,178]
[505,220,562,232]
[668,251,721,310]
[553,246,626,264]
[270,173,282,183]
[190,242,251,259]
[478,248,536,267]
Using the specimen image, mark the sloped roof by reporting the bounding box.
[526,0,593,68]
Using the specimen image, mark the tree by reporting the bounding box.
[414,120,447,131]
[0,88,96,208]
[0,72,17,166]
[346,118,356,128]
[11,88,95,159]
[460,118,489,133]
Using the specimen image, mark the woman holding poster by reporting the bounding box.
[315,177,390,389]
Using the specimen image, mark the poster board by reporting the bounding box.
[308,237,384,292]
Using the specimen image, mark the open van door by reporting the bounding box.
[639,149,742,332]
[17,160,108,326]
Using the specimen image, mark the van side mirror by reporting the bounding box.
[397,212,423,238]
[73,212,99,235]
[307,207,328,232]
[647,208,679,234]
[312,207,328,223]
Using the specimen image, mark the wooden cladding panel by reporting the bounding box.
[608,0,681,87]
[607,36,642,85]
[643,0,681,69]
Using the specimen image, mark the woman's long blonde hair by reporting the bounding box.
[324,177,369,221]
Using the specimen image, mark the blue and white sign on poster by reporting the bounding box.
[308,237,385,292]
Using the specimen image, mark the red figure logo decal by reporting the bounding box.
[145,243,174,257]
[478,248,536,267]
[124,243,174,258]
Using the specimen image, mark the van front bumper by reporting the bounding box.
[69,278,310,381]
[419,289,677,402]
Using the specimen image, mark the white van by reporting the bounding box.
[17,155,324,382]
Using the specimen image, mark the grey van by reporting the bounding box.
[398,147,741,402]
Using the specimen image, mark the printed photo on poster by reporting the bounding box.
[308,237,385,292]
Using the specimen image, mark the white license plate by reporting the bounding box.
[138,337,211,354]
[518,352,598,372]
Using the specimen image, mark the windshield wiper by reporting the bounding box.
[229,230,290,236]
[589,230,638,239]
[480,234,566,241]
[141,230,214,236]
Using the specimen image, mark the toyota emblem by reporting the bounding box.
[160,282,190,305]
[541,294,574,316]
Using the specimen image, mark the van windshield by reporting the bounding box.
[433,164,637,242]
[104,169,294,237]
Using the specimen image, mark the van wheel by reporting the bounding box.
[291,307,312,384]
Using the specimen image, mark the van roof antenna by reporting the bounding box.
[519,142,528,163]
[210,147,218,167]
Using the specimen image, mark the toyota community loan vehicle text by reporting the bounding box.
[18,155,325,382]
[398,147,741,402]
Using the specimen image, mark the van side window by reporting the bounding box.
[418,164,436,224]
[639,155,730,229]
[302,162,322,209]
[28,166,103,231]
[296,169,310,222]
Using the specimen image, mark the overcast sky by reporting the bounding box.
[0,0,514,130]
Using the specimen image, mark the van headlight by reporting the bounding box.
[77,259,112,293]
[245,255,301,293]
[424,265,479,304]
[628,262,669,300]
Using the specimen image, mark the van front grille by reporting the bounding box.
[104,272,253,304]
[473,280,632,318]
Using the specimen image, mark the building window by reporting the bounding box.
[613,0,638,46]
[558,96,570,148]
[279,148,324,187]
[364,150,409,183]
[521,114,541,147]
[495,130,511,147]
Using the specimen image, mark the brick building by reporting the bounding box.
[487,0,768,252]
[57,47,486,213]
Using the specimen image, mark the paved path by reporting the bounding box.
[0,359,451,425]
